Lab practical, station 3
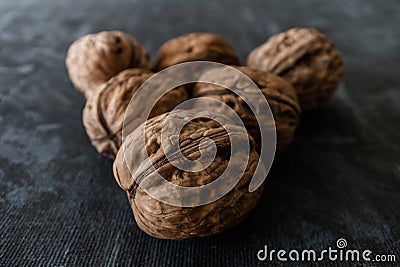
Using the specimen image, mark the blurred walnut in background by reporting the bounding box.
[247,28,343,111]
[66,31,152,98]
[155,33,239,70]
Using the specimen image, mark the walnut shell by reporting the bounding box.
[155,33,240,70]
[66,31,152,98]
[113,111,263,239]
[192,66,301,155]
[246,28,344,111]
[83,68,188,158]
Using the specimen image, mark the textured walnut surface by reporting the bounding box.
[247,28,344,111]
[83,68,188,158]
[113,111,263,239]
[193,66,301,154]
[66,31,152,98]
[155,33,239,70]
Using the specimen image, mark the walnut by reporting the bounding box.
[246,28,344,111]
[113,111,263,239]
[155,33,240,70]
[82,68,188,158]
[192,66,301,154]
[66,31,152,98]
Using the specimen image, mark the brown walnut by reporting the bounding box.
[246,28,344,111]
[192,66,301,154]
[113,111,264,239]
[82,68,188,158]
[66,31,152,98]
[155,33,240,70]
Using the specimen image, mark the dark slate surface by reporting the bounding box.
[1,0,399,266]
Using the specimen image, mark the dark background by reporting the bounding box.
[1,0,399,266]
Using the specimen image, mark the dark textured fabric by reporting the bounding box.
[0,0,399,266]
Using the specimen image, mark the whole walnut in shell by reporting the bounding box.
[66,31,152,98]
[156,33,240,70]
[247,28,343,111]
[113,110,264,239]
[192,66,301,155]
[83,68,188,158]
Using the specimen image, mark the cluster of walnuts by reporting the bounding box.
[66,28,343,239]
